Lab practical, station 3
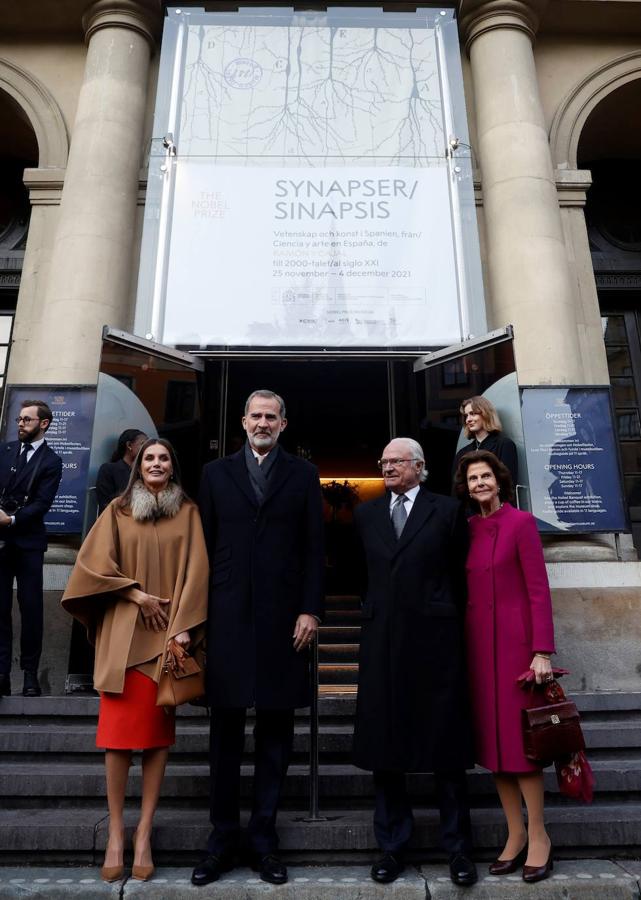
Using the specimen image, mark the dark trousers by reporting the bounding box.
[373,769,472,855]
[208,707,295,858]
[0,543,44,674]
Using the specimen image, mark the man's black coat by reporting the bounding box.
[198,447,324,709]
[0,441,62,550]
[352,485,474,773]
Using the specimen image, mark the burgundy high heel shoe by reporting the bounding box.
[522,846,554,884]
[488,842,528,875]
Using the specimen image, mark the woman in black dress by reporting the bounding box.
[95,429,147,512]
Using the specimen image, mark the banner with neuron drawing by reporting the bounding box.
[136,9,485,348]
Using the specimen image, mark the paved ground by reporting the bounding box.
[0,861,639,898]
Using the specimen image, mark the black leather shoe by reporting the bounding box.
[371,853,405,883]
[22,671,41,697]
[449,853,478,886]
[191,854,235,886]
[0,674,10,696]
[252,854,287,885]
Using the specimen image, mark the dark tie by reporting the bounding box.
[391,494,408,539]
[15,443,32,476]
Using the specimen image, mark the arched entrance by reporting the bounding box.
[576,77,641,549]
[0,86,39,407]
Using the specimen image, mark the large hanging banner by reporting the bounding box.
[137,10,484,348]
[164,164,459,347]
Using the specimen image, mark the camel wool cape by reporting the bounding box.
[61,496,209,694]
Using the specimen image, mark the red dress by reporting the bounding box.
[465,503,555,773]
[96,668,175,750]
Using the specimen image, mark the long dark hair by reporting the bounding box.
[454,449,514,511]
[110,428,146,463]
[118,438,183,508]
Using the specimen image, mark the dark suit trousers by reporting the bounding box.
[373,770,472,855]
[0,543,44,674]
[208,707,295,857]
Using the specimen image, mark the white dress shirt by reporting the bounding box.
[20,436,45,463]
[389,483,421,516]
[251,447,272,465]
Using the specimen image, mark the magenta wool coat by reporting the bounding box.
[465,503,555,773]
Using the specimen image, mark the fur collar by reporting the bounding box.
[130,480,184,521]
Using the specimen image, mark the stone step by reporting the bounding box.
[1,692,639,720]
[0,863,638,899]
[318,664,358,685]
[319,685,358,696]
[317,626,362,644]
[2,760,640,804]
[318,644,360,662]
[1,805,641,861]
[324,596,362,610]
[2,719,640,756]
[322,609,363,625]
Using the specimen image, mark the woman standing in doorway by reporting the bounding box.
[452,396,518,489]
[95,429,147,513]
[455,450,556,884]
[62,439,208,883]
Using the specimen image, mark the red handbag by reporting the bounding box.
[521,697,585,762]
[519,672,594,803]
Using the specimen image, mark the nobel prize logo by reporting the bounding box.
[224,58,262,90]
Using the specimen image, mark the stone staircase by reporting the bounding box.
[0,689,640,865]
[318,594,361,692]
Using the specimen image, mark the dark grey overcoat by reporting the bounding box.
[352,486,474,772]
[198,447,324,709]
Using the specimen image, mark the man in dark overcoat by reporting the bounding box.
[353,437,476,887]
[192,389,324,887]
[0,400,62,698]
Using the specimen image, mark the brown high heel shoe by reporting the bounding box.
[132,829,155,881]
[522,846,553,884]
[100,864,124,883]
[488,843,528,875]
[101,830,125,883]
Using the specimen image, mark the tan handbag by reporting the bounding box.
[156,639,205,707]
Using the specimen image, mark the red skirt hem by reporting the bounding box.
[96,668,175,750]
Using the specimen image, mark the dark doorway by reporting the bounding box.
[222,359,391,594]
[222,359,390,475]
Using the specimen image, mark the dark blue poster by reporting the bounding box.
[520,386,627,533]
[1,386,97,534]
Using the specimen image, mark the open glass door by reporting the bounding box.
[67,328,205,688]
[408,327,527,504]
[86,327,205,524]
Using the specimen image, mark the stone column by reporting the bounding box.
[15,0,161,385]
[459,0,583,384]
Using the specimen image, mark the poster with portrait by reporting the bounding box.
[520,386,628,533]
[1,386,97,534]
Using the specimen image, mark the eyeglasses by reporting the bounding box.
[15,416,40,425]
[377,457,421,470]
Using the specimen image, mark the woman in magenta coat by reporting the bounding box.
[455,450,556,885]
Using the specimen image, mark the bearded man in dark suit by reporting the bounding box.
[192,390,324,887]
[353,437,477,887]
[0,400,62,698]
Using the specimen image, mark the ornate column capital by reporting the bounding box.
[458,0,549,54]
[82,0,162,51]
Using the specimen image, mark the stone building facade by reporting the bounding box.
[1,0,641,693]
